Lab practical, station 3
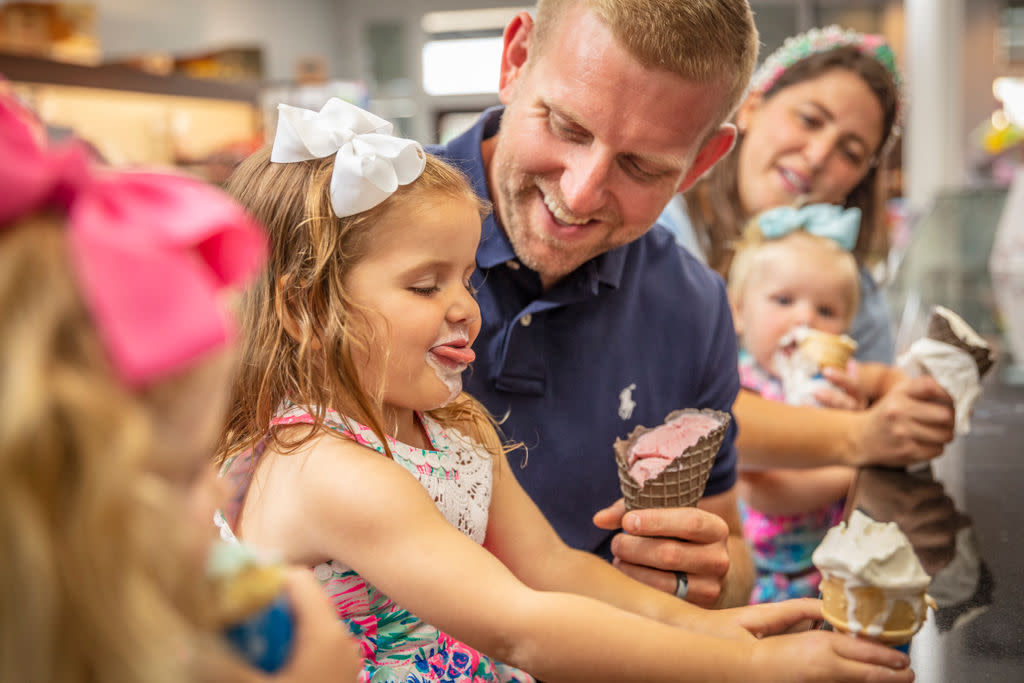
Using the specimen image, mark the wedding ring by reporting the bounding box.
[674,570,689,600]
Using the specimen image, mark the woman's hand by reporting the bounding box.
[850,375,955,466]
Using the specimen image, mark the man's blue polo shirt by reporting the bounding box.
[430,107,739,557]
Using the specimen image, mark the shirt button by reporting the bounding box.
[520,313,533,327]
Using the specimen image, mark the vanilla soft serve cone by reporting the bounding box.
[813,510,934,646]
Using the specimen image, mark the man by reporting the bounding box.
[432,0,759,607]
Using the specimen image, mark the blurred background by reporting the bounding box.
[3,0,1024,374]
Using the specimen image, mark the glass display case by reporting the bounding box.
[887,186,1024,382]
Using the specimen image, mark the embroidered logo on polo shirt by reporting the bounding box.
[618,383,637,420]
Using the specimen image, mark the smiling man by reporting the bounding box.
[431,0,760,607]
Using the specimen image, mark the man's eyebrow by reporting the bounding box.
[546,100,682,170]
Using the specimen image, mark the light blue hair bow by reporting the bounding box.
[757,203,862,251]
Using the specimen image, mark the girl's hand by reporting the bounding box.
[262,568,362,682]
[749,630,914,682]
[727,597,823,638]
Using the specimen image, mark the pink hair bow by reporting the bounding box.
[0,97,267,387]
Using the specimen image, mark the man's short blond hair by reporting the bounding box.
[534,0,759,126]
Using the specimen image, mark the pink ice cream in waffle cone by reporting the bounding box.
[614,409,730,511]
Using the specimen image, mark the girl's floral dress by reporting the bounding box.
[737,350,845,604]
[216,404,535,683]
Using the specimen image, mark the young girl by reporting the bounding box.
[0,95,360,683]
[726,203,863,603]
[215,98,915,683]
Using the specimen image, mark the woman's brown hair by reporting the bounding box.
[684,45,901,277]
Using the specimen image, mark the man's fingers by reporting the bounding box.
[591,497,626,530]
[622,505,728,544]
[609,556,677,594]
[611,556,721,607]
[611,532,726,573]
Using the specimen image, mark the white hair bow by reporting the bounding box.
[270,98,426,218]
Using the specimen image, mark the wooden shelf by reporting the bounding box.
[0,52,259,102]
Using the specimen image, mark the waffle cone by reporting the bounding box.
[819,575,932,646]
[614,409,730,511]
[214,564,286,625]
[798,330,858,370]
[927,308,994,378]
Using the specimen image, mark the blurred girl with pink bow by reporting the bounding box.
[0,94,360,683]
[215,97,918,683]
[726,203,864,603]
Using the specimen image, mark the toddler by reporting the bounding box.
[0,95,359,683]
[727,203,863,603]
[215,98,914,683]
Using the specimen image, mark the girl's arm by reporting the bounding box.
[250,436,909,683]
[484,449,752,633]
[737,467,855,517]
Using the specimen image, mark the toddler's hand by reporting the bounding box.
[818,361,869,410]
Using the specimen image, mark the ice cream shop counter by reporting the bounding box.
[843,373,1024,681]
[841,186,1024,680]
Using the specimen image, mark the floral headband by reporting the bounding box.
[750,203,861,252]
[749,25,904,145]
[271,98,426,218]
[0,96,268,387]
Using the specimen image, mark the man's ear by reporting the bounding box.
[734,92,762,134]
[677,123,737,192]
[498,11,535,104]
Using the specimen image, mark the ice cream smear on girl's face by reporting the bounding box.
[426,323,476,405]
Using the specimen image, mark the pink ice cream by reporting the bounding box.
[627,412,722,486]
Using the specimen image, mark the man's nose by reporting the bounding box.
[560,146,612,215]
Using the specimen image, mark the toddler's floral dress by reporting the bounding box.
[217,404,535,683]
[737,350,845,604]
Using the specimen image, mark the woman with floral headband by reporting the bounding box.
[660,25,956,472]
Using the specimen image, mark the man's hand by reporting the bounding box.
[849,375,955,466]
[593,499,730,608]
